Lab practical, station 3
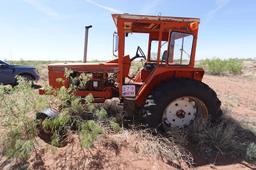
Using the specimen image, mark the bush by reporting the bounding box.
[0,73,118,161]
[110,118,122,133]
[0,78,49,159]
[198,58,242,75]
[190,120,237,152]
[225,58,243,74]
[38,77,105,147]
[79,120,103,148]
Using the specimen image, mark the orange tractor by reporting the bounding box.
[40,14,222,129]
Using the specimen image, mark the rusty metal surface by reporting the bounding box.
[112,13,200,26]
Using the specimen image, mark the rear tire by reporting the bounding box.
[142,78,222,130]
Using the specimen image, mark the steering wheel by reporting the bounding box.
[126,46,146,81]
[130,46,146,61]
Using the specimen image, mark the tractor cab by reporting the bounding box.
[112,14,199,65]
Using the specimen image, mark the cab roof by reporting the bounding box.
[112,13,200,33]
[112,13,200,25]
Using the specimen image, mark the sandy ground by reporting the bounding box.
[195,75,256,170]
[204,75,256,119]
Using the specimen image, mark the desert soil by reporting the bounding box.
[28,75,256,170]
[204,75,256,122]
[195,75,256,170]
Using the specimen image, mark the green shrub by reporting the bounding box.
[96,107,108,120]
[190,120,237,152]
[42,111,71,131]
[198,58,243,75]
[79,120,103,148]
[110,118,121,133]
[225,58,243,74]
[0,78,49,159]
[85,94,95,112]
[37,71,110,149]
[0,68,121,163]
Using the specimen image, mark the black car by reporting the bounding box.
[0,60,40,85]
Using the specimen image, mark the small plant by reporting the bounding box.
[85,94,95,112]
[69,98,84,114]
[189,120,237,153]
[110,118,121,133]
[42,111,71,131]
[79,120,103,148]
[96,107,108,120]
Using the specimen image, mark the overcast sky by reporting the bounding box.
[0,0,256,61]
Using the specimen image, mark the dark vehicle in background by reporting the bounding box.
[0,60,40,85]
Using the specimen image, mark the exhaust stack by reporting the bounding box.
[83,25,92,63]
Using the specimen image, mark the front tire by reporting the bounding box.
[142,78,222,130]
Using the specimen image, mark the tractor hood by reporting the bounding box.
[48,62,119,73]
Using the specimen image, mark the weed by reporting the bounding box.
[190,120,237,153]
[85,94,95,112]
[42,111,71,131]
[95,108,108,120]
[109,118,121,133]
[69,98,84,114]
[79,120,103,148]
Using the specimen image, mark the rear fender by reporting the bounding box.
[135,67,204,107]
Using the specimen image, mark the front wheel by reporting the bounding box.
[142,79,222,130]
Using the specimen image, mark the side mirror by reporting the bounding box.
[112,32,118,57]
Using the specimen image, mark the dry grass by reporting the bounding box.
[98,129,193,169]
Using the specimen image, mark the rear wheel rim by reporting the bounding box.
[162,96,208,128]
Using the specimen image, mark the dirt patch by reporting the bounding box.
[193,75,256,169]
[27,134,175,170]
[242,60,256,79]
[203,75,256,119]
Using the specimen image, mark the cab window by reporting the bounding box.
[150,40,168,62]
[168,32,193,65]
